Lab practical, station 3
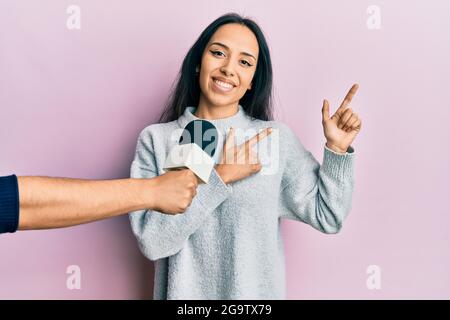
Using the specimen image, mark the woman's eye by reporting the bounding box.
[241,60,253,67]
[210,50,225,57]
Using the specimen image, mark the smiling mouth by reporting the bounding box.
[212,77,236,93]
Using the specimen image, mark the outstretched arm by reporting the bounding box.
[6,170,197,231]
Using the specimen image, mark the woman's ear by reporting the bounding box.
[195,66,200,74]
[248,82,252,90]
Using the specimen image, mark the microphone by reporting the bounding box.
[163,120,219,183]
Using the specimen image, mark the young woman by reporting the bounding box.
[129,13,361,299]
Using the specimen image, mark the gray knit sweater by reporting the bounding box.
[129,105,355,299]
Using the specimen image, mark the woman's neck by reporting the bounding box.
[195,99,239,120]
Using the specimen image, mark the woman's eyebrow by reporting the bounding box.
[210,42,257,61]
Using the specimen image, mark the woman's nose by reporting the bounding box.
[220,63,235,77]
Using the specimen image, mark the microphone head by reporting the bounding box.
[179,120,218,157]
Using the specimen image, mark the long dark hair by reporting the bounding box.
[159,13,273,122]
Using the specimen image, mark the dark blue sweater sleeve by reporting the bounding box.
[0,175,19,234]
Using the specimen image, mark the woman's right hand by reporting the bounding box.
[215,127,272,184]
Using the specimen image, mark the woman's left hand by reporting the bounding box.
[321,84,362,154]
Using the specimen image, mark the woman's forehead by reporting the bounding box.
[208,24,259,57]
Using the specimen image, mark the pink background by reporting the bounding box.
[1,0,449,299]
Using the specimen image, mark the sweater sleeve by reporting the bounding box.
[0,175,20,234]
[129,129,233,261]
[279,126,355,234]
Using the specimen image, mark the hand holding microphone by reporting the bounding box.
[149,169,198,214]
[2,122,218,232]
[163,120,272,190]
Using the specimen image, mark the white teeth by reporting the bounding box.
[214,79,233,89]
